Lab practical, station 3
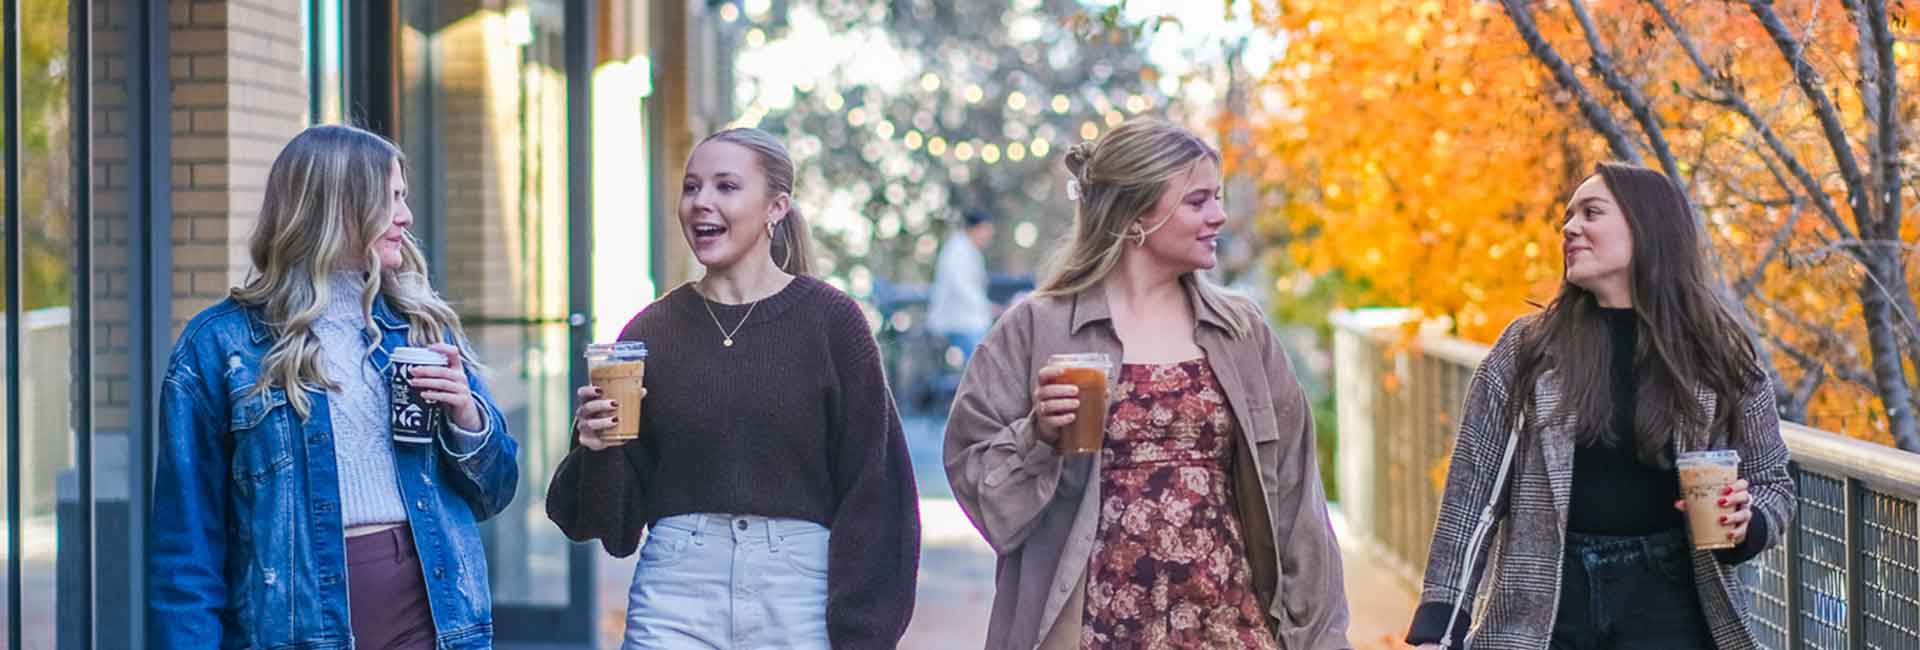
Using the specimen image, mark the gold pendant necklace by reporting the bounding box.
[701,294,759,347]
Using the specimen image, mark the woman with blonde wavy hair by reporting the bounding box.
[150,124,519,650]
[945,118,1352,649]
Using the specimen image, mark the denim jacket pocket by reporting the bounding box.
[229,388,295,487]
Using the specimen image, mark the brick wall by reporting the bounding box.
[92,1,132,431]
[88,0,307,425]
[170,0,306,328]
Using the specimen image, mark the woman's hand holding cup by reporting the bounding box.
[574,384,645,451]
[1030,365,1081,447]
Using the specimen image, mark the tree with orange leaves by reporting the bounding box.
[1244,0,1920,450]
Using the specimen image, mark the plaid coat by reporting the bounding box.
[1417,316,1795,650]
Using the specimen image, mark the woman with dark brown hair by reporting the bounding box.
[1407,162,1794,650]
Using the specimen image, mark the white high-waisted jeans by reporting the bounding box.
[624,513,832,649]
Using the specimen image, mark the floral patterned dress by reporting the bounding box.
[1081,359,1277,649]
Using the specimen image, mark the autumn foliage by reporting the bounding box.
[1244,0,1919,447]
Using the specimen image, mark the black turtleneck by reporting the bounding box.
[1566,307,1685,535]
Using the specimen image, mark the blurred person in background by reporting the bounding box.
[928,207,998,366]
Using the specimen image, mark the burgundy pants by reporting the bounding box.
[346,525,436,649]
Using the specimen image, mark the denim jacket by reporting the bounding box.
[150,296,519,650]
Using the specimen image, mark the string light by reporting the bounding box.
[876,120,895,139]
[1125,94,1148,113]
[825,92,844,110]
[1031,138,1050,156]
[981,144,1001,164]
[718,3,740,22]
[920,73,941,92]
[1081,121,1100,139]
[928,136,948,156]
[1051,94,1070,113]
[1008,91,1028,111]
[964,85,985,104]
[954,141,975,160]
[904,130,924,149]
[1008,141,1027,161]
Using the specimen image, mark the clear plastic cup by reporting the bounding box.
[1676,449,1742,550]
[586,341,648,441]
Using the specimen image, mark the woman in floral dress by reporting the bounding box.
[944,118,1352,650]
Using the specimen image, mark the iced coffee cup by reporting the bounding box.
[586,341,648,441]
[1044,353,1112,455]
[1677,449,1742,550]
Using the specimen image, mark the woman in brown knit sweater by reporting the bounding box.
[545,128,919,649]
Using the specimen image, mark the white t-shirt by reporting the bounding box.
[926,231,991,335]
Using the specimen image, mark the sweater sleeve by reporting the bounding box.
[823,296,922,649]
[543,313,656,557]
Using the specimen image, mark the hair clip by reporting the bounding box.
[1066,178,1082,202]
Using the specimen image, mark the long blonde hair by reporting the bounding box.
[698,127,815,276]
[1038,118,1251,338]
[232,124,472,417]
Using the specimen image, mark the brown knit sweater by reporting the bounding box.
[545,276,920,649]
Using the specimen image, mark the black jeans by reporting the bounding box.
[1549,528,1715,650]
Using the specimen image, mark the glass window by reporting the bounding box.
[2,0,77,646]
[304,0,346,124]
[396,0,575,613]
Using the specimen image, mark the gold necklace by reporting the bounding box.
[700,293,759,348]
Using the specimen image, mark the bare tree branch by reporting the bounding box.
[1743,0,1876,231]
[1765,332,1825,422]
[1566,0,1682,183]
[1646,0,1860,246]
[1863,0,1902,236]
[1498,0,1645,165]
[1736,200,1803,297]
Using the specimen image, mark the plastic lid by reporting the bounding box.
[1676,449,1740,466]
[1046,352,1112,368]
[391,346,448,366]
[586,341,648,359]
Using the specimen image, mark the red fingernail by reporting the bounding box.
[1718,499,1728,507]
[1723,487,1733,495]
[1719,516,1728,524]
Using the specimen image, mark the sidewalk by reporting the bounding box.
[590,411,1420,649]
[897,501,1420,650]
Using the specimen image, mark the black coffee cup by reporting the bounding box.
[389,346,447,445]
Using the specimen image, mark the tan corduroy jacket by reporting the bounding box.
[943,278,1353,650]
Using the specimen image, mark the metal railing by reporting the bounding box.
[1332,311,1920,650]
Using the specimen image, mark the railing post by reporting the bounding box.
[1785,463,1802,650]
[1845,476,1863,650]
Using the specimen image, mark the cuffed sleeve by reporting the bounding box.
[943,302,1075,555]
[437,347,518,521]
[1715,508,1771,566]
[546,437,654,557]
[1256,322,1353,650]
[1407,600,1470,647]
